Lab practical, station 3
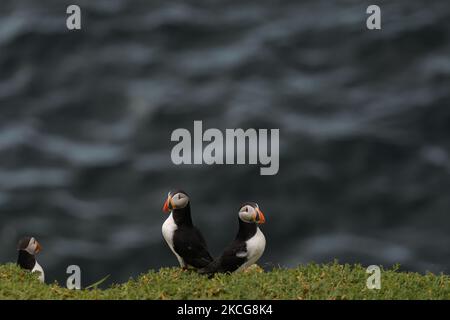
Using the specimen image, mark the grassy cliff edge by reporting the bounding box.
[0,263,449,300]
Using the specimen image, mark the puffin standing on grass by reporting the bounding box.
[199,202,266,275]
[162,190,213,269]
[17,236,45,283]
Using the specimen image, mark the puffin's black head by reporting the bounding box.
[17,236,42,255]
[238,202,266,224]
[162,190,190,213]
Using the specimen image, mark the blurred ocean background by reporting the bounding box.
[0,0,449,286]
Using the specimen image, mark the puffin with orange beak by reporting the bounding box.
[17,236,45,283]
[199,202,266,275]
[162,190,213,269]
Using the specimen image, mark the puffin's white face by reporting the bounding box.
[22,237,42,255]
[238,203,266,224]
[163,191,190,212]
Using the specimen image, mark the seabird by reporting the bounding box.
[17,236,45,283]
[199,202,266,275]
[162,190,213,269]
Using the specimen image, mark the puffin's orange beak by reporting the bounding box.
[163,196,172,213]
[256,208,266,224]
[35,241,42,254]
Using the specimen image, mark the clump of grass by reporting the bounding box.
[0,262,448,300]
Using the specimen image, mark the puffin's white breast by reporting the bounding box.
[162,213,177,247]
[238,227,266,271]
[32,261,45,283]
[162,213,185,267]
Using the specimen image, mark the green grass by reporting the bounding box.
[1,262,449,300]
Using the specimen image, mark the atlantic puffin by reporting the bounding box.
[162,190,213,269]
[199,202,266,275]
[17,236,45,283]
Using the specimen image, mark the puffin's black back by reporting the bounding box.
[199,218,258,275]
[171,203,213,268]
[17,250,36,270]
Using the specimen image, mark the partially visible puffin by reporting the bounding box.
[162,190,213,269]
[199,202,266,275]
[17,236,45,283]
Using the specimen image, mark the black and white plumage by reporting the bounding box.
[162,190,213,269]
[17,236,44,283]
[199,202,266,275]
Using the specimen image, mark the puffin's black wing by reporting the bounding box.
[199,240,247,275]
[173,226,213,268]
[17,251,36,271]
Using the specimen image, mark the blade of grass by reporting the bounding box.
[84,274,110,290]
